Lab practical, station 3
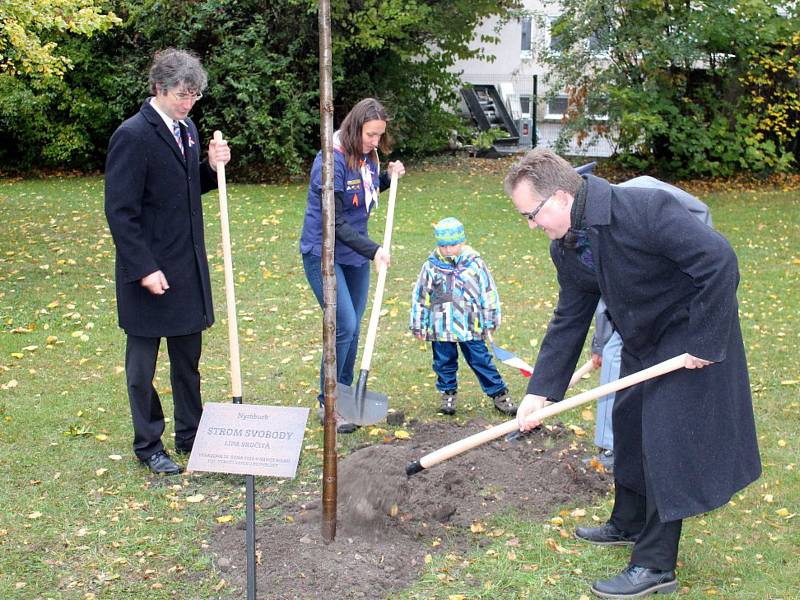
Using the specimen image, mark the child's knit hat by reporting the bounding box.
[433,217,465,246]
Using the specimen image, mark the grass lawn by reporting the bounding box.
[0,159,797,599]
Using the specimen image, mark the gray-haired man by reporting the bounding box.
[105,48,231,475]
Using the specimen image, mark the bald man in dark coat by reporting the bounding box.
[505,149,760,599]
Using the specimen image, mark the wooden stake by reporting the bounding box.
[317,0,338,544]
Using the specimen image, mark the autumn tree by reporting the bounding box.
[0,0,120,77]
[535,0,799,176]
[1,0,517,177]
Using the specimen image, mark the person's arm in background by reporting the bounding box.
[104,126,162,291]
[591,299,613,367]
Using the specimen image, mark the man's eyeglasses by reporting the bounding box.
[520,195,550,222]
[170,90,203,103]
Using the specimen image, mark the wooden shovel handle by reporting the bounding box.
[568,358,596,387]
[417,353,688,470]
[214,131,242,398]
[359,170,399,371]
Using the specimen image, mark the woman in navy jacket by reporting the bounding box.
[299,98,405,432]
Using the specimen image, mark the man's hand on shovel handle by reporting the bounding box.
[517,393,550,431]
[684,354,712,369]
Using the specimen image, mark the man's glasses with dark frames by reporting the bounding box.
[520,195,550,222]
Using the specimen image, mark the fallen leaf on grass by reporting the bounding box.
[95,468,108,476]
[470,521,485,533]
[586,457,607,473]
[64,425,93,437]
[27,512,42,520]
[545,537,579,555]
[568,424,586,436]
[186,494,205,503]
[393,430,411,439]
[486,528,505,537]
[216,515,235,523]
[108,455,122,461]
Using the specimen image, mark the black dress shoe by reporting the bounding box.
[591,564,677,598]
[142,450,183,475]
[575,522,639,546]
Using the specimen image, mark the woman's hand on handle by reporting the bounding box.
[387,161,405,178]
[374,247,390,270]
[517,393,550,431]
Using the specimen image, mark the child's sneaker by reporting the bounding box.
[439,390,457,415]
[491,389,517,416]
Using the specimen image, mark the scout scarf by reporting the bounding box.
[360,156,379,213]
[333,131,380,214]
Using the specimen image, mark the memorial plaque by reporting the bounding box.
[187,403,309,478]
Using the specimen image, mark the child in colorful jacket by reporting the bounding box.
[409,218,517,416]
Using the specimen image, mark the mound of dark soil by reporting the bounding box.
[211,420,611,599]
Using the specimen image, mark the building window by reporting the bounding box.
[521,17,532,51]
[520,16,533,59]
[519,95,532,117]
[546,94,569,119]
[547,15,565,53]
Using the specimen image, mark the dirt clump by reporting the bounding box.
[211,420,611,599]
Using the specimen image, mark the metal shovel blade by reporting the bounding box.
[336,382,389,426]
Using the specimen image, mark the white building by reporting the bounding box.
[451,1,614,157]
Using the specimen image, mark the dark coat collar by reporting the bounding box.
[140,99,187,167]
[582,174,612,227]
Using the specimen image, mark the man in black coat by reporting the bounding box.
[505,149,760,598]
[105,49,231,475]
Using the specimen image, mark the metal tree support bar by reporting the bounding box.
[214,130,256,599]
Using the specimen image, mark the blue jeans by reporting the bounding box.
[595,331,622,450]
[431,339,506,397]
[302,253,371,406]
